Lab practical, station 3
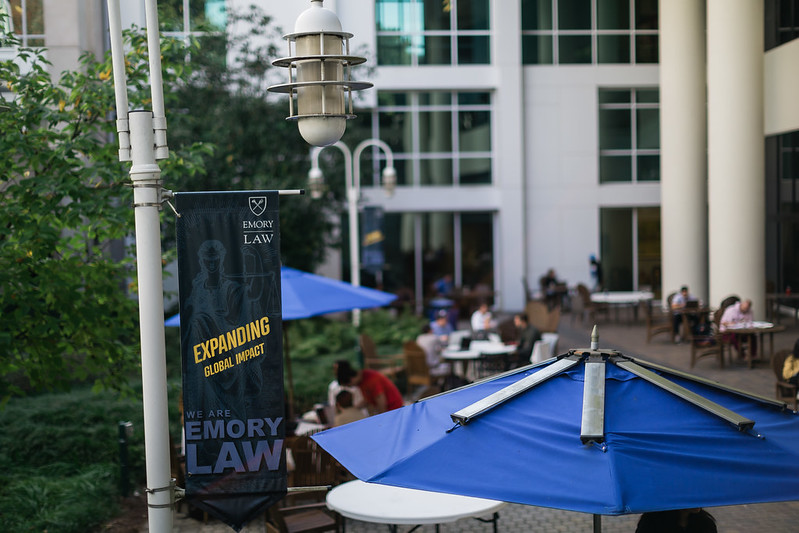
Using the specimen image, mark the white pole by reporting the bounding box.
[107,0,131,161]
[128,110,173,533]
[144,0,168,160]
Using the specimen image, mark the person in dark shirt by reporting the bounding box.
[635,508,717,533]
[511,313,541,368]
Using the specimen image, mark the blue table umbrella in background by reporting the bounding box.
[312,329,799,532]
[166,266,397,411]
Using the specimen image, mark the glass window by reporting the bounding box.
[420,158,454,185]
[380,212,494,313]
[598,0,630,30]
[522,0,658,65]
[522,0,553,30]
[559,0,591,29]
[522,34,554,64]
[419,110,453,152]
[373,90,492,185]
[599,109,631,149]
[599,206,661,293]
[159,0,226,33]
[598,34,630,63]
[422,212,455,295]
[376,0,490,65]
[458,35,490,64]
[459,110,491,151]
[598,87,660,183]
[457,0,490,30]
[559,35,592,63]
[459,157,492,184]
[461,212,494,289]
[7,0,44,47]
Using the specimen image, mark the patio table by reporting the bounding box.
[326,479,505,533]
[442,341,515,380]
[590,291,654,322]
[722,321,786,368]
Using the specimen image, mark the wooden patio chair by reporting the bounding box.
[772,349,798,410]
[266,436,346,533]
[646,292,676,343]
[359,334,404,379]
[685,312,725,369]
[403,340,440,400]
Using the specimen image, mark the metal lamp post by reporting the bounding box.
[309,139,397,325]
[106,1,371,531]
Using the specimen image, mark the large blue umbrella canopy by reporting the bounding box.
[312,347,799,522]
[165,266,397,325]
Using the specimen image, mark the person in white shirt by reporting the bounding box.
[471,301,495,332]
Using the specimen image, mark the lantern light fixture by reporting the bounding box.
[268,0,372,147]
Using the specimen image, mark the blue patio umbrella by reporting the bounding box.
[312,339,799,531]
[165,266,397,325]
[166,266,397,411]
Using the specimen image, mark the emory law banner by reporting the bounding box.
[175,191,285,531]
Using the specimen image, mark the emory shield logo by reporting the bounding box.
[249,196,267,216]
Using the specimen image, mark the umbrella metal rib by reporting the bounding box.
[450,356,580,425]
[449,347,758,442]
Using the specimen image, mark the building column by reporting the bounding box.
[707,0,765,317]
[659,0,707,305]
[492,0,527,312]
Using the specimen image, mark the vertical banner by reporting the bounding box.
[361,206,385,275]
[175,191,285,531]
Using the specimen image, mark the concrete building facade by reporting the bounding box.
[4,0,799,318]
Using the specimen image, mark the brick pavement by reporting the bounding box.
[155,312,799,532]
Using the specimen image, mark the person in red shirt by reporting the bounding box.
[336,360,404,414]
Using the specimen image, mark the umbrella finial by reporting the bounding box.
[590,325,599,350]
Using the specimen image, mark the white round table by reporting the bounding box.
[442,341,515,380]
[326,480,505,532]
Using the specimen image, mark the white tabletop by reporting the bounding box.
[326,480,505,525]
[590,291,654,304]
[443,341,515,360]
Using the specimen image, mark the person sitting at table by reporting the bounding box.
[470,301,496,332]
[333,390,368,427]
[430,309,454,343]
[416,324,452,378]
[782,338,799,386]
[671,285,698,343]
[336,360,404,415]
[511,313,541,368]
[327,359,366,422]
[720,298,757,358]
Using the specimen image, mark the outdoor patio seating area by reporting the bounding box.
[165,301,799,533]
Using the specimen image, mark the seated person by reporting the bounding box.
[470,301,496,332]
[336,360,404,415]
[720,298,756,356]
[415,324,451,378]
[333,390,367,427]
[670,285,697,342]
[327,359,366,422]
[511,313,541,368]
[782,338,799,386]
[430,309,454,343]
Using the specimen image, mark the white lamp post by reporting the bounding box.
[106,1,371,531]
[309,139,396,325]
